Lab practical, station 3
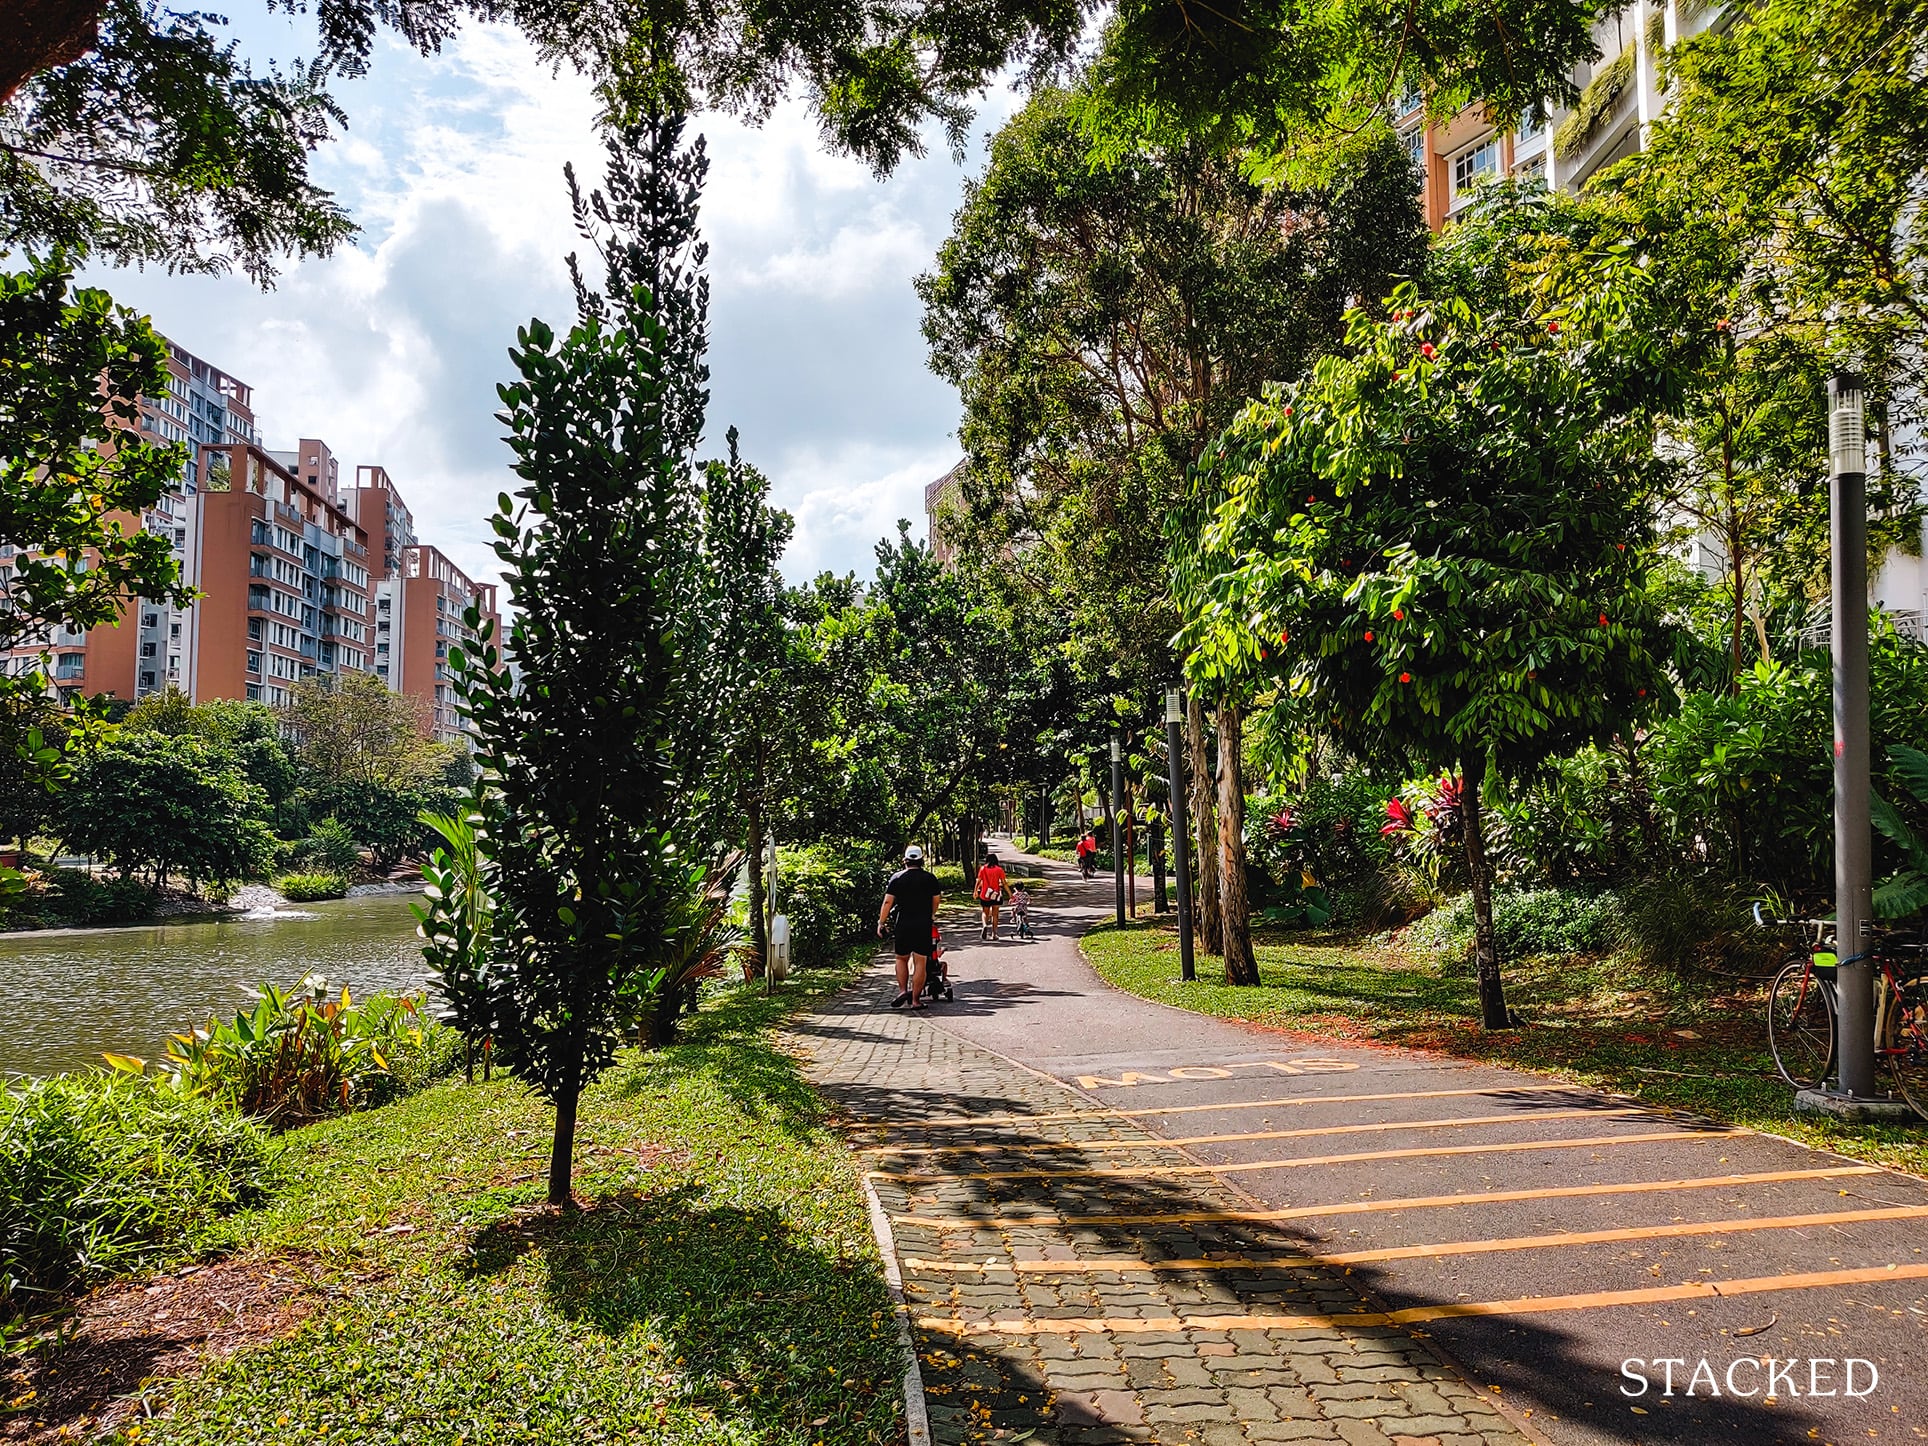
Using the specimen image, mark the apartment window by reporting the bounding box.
[141,611,159,628]
[170,622,180,639]
[140,671,156,688]
[246,684,261,701]
[141,641,157,658]
[246,652,261,675]
[1452,138,1499,201]
[1400,126,1424,173]
[1513,154,1546,185]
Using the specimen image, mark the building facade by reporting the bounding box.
[374,545,500,744]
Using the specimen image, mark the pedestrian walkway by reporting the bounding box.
[792,841,1928,1446]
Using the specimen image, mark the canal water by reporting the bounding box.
[0,893,428,1079]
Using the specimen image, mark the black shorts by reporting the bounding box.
[893,922,934,958]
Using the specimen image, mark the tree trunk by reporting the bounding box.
[746,778,767,976]
[547,1073,581,1207]
[1217,703,1259,985]
[1461,751,1510,1029]
[1186,696,1223,955]
[0,0,106,109]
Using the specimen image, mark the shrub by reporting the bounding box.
[275,872,349,902]
[19,868,156,928]
[775,845,868,971]
[0,1073,277,1316]
[1406,886,1621,962]
[300,816,363,876]
[151,978,438,1128]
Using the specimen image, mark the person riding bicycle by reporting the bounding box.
[1075,832,1098,879]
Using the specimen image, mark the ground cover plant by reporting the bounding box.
[1081,919,1928,1179]
[2,953,901,1445]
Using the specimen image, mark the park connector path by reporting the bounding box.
[793,841,1928,1446]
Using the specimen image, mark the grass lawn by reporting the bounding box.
[1082,917,1928,1179]
[21,955,902,1446]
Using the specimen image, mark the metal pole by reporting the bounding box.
[1166,689,1195,981]
[1110,733,1126,927]
[1830,373,1877,1098]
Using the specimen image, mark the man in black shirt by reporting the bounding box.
[878,845,942,1009]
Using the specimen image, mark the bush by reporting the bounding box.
[275,872,349,902]
[300,817,363,876]
[776,844,878,971]
[0,1073,277,1316]
[1405,886,1621,962]
[14,868,157,928]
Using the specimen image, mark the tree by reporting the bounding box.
[277,671,444,791]
[0,251,193,695]
[453,108,767,1206]
[58,730,275,887]
[1179,194,1682,1026]
[920,86,1427,963]
[124,687,297,811]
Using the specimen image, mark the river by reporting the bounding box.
[0,893,429,1079]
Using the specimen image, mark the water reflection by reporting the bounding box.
[0,893,428,1079]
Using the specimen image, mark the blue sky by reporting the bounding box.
[88,19,1018,591]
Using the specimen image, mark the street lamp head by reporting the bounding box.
[1164,688,1184,724]
[1109,737,1122,763]
[1830,372,1866,478]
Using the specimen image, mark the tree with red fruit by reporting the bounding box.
[1178,190,1684,1029]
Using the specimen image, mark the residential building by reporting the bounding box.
[1,340,257,702]
[1400,2,1722,232]
[374,545,500,744]
[184,442,374,707]
[348,465,417,579]
[925,462,966,566]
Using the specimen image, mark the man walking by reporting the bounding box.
[878,845,942,1009]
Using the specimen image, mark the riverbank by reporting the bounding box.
[1081,917,1928,1179]
[2,951,900,1446]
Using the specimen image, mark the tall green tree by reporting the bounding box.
[58,730,275,887]
[1180,195,1683,1026]
[921,86,1427,961]
[454,108,773,1206]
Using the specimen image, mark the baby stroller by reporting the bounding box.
[921,924,955,1003]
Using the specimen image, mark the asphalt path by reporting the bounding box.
[923,838,1928,1445]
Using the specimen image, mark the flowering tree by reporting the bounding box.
[1179,197,1683,1027]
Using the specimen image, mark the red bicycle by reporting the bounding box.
[1758,903,1928,1115]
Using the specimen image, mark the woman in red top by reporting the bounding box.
[975,851,1009,940]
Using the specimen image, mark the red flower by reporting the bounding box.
[1399,671,1412,683]
[1715,318,1731,333]
[1599,613,1609,627]
[1421,343,1436,359]
[1392,371,1402,381]
[1363,630,1375,643]
[1393,608,1405,621]
[1283,405,1293,416]
[1548,320,1561,334]
[1380,798,1415,836]
[1638,687,1648,697]
[1279,631,1290,645]
[1267,808,1296,839]
[1616,542,1625,551]
[1307,495,1316,504]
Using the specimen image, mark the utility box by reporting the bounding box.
[770,913,792,981]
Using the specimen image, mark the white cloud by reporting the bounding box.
[82,23,1020,590]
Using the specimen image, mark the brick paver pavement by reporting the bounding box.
[793,969,1531,1446]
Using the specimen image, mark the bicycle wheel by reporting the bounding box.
[1768,957,1835,1090]
[1885,970,1928,1118]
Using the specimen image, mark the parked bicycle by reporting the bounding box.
[1756,903,1928,1115]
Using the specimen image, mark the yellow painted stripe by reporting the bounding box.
[884,1165,1882,1230]
[870,1128,1729,1183]
[846,1083,1586,1136]
[862,1106,1646,1157]
[914,1261,1928,1338]
[900,1203,1928,1275]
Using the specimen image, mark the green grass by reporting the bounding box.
[130,951,901,1446]
[1083,918,1928,1179]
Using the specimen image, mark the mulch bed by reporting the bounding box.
[1,1257,320,1443]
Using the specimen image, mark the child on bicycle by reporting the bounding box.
[1010,885,1034,940]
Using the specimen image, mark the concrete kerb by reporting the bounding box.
[863,1172,934,1446]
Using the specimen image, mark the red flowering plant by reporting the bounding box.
[1175,188,1686,1028]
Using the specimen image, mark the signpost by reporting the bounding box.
[1166,689,1196,982]
[1110,733,1126,927]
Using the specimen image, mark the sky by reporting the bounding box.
[87,20,1022,591]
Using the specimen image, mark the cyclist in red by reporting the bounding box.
[975,851,1009,941]
[1074,832,1098,880]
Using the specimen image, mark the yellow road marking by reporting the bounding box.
[883,1165,1882,1229]
[845,1084,1586,1136]
[913,1261,1928,1337]
[899,1203,1928,1275]
[862,1106,1647,1157]
[870,1128,1730,1183]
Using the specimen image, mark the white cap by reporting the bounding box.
[904,845,924,862]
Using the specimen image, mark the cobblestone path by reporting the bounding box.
[794,972,1531,1446]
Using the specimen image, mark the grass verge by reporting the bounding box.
[10,949,901,1446]
[1081,917,1928,1179]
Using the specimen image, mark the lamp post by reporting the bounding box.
[1166,688,1195,981]
[1110,733,1126,927]
[1829,373,1878,1099]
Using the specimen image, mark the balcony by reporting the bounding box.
[1798,609,1928,650]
